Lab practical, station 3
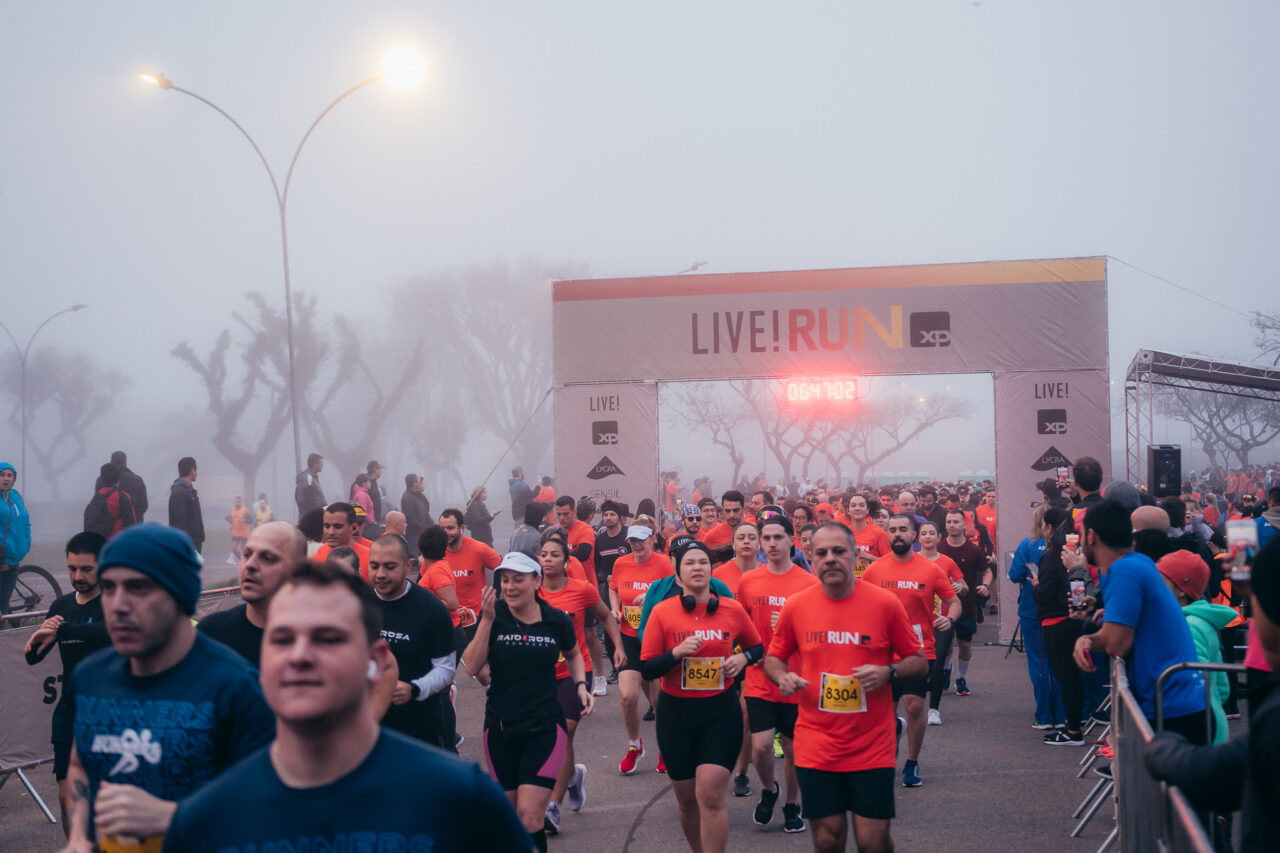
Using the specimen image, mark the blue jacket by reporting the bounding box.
[0,462,32,565]
[1007,535,1047,621]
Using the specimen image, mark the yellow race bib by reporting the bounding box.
[854,558,869,578]
[98,833,163,853]
[681,656,724,691]
[819,672,866,713]
[623,605,642,630]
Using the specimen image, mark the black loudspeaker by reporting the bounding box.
[1148,445,1182,498]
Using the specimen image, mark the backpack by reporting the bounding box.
[84,489,118,538]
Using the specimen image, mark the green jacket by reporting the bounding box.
[1182,599,1237,745]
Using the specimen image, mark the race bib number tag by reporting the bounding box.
[457,607,477,628]
[682,656,724,691]
[854,558,869,578]
[912,624,924,646]
[98,833,163,853]
[819,673,866,713]
[623,605,642,630]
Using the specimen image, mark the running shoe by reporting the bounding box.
[1093,764,1113,780]
[643,705,656,722]
[753,782,780,826]
[592,676,607,697]
[544,801,561,835]
[1089,708,1110,724]
[606,668,619,685]
[896,716,906,741]
[782,803,805,833]
[1226,711,1242,721]
[927,709,942,726]
[454,732,464,748]
[1043,730,1085,746]
[955,677,971,696]
[619,741,644,774]
[1098,745,1114,760]
[567,764,587,812]
[1032,721,1057,730]
[773,731,784,759]
[656,754,667,774]
[732,772,751,798]
[902,762,922,788]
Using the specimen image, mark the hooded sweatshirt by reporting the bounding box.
[0,462,32,565]
[1258,507,1280,549]
[1183,599,1238,745]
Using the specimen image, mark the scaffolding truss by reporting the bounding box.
[1124,349,1280,482]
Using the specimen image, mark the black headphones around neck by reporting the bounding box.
[680,589,720,614]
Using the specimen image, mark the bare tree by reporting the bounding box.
[172,293,299,500]
[1157,388,1280,467]
[822,394,974,484]
[1254,311,1280,367]
[666,382,750,485]
[1,349,127,500]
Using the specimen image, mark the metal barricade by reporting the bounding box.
[1107,657,1216,853]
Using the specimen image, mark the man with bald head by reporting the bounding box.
[1132,505,1174,562]
[199,521,308,668]
[384,510,408,538]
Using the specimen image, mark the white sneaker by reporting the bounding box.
[567,763,587,812]
[592,675,607,697]
[927,709,942,726]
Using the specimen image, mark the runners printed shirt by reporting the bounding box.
[609,553,674,637]
[538,578,601,680]
[711,561,752,599]
[445,537,502,613]
[567,519,597,583]
[861,554,955,659]
[484,599,577,728]
[377,582,456,747]
[593,528,630,582]
[197,604,264,669]
[938,538,986,620]
[67,633,274,847]
[163,730,529,853]
[769,583,921,773]
[737,565,819,703]
[419,558,464,627]
[926,552,964,616]
[641,596,760,699]
[852,525,890,577]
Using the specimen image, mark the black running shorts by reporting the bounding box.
[891,672,929,701]
[795,766,895,821]
[484,719,568,792]
[619,633,643,673]
[745,696,799,738]
[556,672,592,723]
[953,617,978,642]
[655,689,743,782]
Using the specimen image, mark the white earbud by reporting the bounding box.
[367,660,379,681]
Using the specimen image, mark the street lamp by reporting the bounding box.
[0,304,88,492]
[139,47,425,478]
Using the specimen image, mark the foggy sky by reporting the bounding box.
[3,2,1277,512]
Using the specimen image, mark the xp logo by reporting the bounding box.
[1037,409,1067,435]
[909,312,951,347]
[587,456,625,480]
[592,420,619,445]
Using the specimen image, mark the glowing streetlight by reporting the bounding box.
[139,49,423,486]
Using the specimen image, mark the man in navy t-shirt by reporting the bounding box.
[165,559,529,853]
[61,524,275,852]
[1072,499,1208,741]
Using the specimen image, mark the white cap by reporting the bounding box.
[625,525,655,541]
[497,552,541,574]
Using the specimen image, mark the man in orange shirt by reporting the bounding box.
[226,496,253,565]
[437,508,501,648]
[696,498,719,544]
[313,502,371,579]
[848,495,890,578]
[862,516,960,788]
[765,523,926,853]
[974,489,998,546]
[738,515,817,832]
[702,491,745,560]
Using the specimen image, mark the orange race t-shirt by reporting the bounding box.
[737,565,819,703]
[567,519,597,583]
[701,522,733,550]
[975,505,997,542]
[861,554,956,660]
[851,525,890,577]
[609,553,675,637]
[665,481,680,514]
[640,595,761,699]
[925,552,963,615]
[712,562,756,599]
[567,557,589,583]
[539,578,601,680]
[229,506,252,539]
[314,541,371,580]
[419,558,464,627]
[769,583,922,773]
[445,537,502,612]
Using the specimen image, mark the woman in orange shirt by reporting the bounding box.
[640,541,763,853]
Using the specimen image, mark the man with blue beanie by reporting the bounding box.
[60,523,274,853]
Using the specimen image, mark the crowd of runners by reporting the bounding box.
[4,452,1280,852]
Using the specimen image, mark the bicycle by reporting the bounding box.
[2,564,63,619]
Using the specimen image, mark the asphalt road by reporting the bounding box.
[1,615,1120,852]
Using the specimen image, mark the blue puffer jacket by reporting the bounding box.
[0,462,32,565]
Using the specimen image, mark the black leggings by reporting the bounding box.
[1042,619,1086,732]
[928,627,953,711]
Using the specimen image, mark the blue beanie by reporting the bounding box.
[99,523,203,613]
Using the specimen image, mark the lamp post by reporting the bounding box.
[140,48,425,478]
[0,304,88,491]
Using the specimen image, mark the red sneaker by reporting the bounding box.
[656,754,667,774]
[619,741,644,775]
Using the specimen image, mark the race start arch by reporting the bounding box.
[552,257,1111,641]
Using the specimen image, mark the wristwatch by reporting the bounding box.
[409,682,421,699]
[886,664,898,683]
